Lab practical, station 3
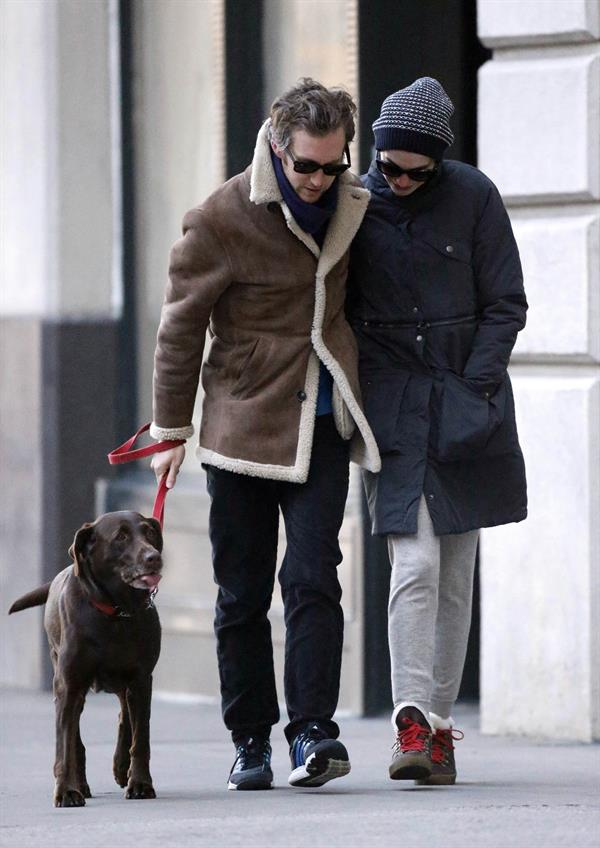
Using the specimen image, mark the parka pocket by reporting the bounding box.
[361,371,410,453]
[417,230,472,264]
[436,371,506,462]
[413,230,475,306]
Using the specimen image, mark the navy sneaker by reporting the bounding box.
[288,725,350,788]
[228,737,273,790]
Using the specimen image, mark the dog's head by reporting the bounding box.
[69,511,164,601]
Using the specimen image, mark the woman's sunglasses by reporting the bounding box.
[375,155,438,182]
[287,144,351,176]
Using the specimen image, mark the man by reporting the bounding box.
[348,77,527,785]
[150,78,380,791]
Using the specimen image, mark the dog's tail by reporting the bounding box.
[9,583,52,614]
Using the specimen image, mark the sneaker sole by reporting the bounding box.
[389,753,432,781]
[288,751,351,788]
[227,778,274,791]
[415,773,456,786]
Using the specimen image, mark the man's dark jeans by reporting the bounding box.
[205,414,350,744]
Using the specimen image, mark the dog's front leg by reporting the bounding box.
[113,691,132,788]
[124,675,156,799]
[75,727,91,798]
[53,677,87,807]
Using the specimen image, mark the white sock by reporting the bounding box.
[429,711,454,730]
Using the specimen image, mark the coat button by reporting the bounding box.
[445,244,454,253]
[416,335,423,342]
[297,390,307,401]
[483,391,490,399]
[428,493,435,500]
[413,307,419,314]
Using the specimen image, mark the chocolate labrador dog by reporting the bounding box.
[9,511,164,807]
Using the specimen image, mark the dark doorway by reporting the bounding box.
[225,0,264,178]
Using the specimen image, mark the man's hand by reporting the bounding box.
[151,445,186,489]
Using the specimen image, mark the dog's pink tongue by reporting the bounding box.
[140,573,162,589]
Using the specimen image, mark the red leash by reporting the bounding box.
[107,423,185,528]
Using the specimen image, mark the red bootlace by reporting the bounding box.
[395,718,431,753]
[430,728,464,764]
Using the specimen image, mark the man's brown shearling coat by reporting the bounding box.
[151,121,380,482]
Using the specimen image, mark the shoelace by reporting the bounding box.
[393,717,431,753]
[235,738,271,770]
[292,726,327,766]
[430,728,464,764]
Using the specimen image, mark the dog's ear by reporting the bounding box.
[147,517,164,553]
[69,522,96,576]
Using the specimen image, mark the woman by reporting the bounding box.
[348,77,527,785]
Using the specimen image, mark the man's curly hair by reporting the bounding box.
[269,78,357,150]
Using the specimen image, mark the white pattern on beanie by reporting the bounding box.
[372,77,455,158]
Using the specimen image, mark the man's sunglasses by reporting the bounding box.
[287,144,351,176]
[375,155,438,182]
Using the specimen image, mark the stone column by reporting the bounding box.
[0,0,120,687]
[477,0,600,741]
[120,0,228,703]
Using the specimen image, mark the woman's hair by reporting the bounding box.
[269,78,357,150]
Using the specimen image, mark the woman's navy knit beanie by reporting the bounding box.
[372,77,455,160]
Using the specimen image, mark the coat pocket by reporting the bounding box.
[360,371,410,453]
[230,337,272,399]
[414,230,475,301]
[436,372,506,462]
[417,230,472,264]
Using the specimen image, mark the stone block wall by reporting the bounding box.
[477,0,600,741]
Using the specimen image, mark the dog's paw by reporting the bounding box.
[113,768,129,788]
[113,750,130,788]
[80,782,92,799]
[125,780,156,800]
[54,788,86,808]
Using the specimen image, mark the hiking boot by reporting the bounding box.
[389,706,432,781]
[288,724,351,788]
[228,736,273,790]
[416,727,464,785]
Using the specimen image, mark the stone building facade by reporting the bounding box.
[1,0,598,740]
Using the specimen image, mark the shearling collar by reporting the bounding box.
[249,120,282,206]
[249,119,370,276]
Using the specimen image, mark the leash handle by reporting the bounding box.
[107,423,185,527]
[152,475,170,528]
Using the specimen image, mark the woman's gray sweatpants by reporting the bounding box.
[388,495,479,720]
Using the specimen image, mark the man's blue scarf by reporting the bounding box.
[271,149,336,414]
[271,149,338,249]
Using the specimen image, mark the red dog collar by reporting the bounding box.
[89,591,157,618]
[90,598,119,616]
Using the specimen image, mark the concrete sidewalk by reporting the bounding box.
[1,687,598,848]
